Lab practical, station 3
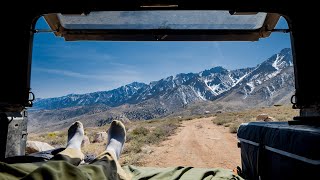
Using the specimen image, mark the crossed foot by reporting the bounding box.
[66,120,126,160]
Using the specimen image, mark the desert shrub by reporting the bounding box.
[124,120,180,154]
[125,126,150,153]
[121,153,144,166]
[224,123,231,127]
[47,132,57,138]
[229,123,240,133]
[147,122,179,144]
[146,128,164,144]
[213,117,233,125]
[123,140,143,153]
[82,142,105,157]
[46,132,67,146]
[131,127,149,136]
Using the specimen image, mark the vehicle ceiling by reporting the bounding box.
[43,11,280,41]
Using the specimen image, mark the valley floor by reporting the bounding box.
[139,117,241,170]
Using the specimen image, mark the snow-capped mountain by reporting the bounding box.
[217,48,294,106]
[33,82,148,110]
[33,48,293,110]
[33,66,256,110]
[29,48,294,131]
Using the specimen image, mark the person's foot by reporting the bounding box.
[66,121,84,149]
[106,120,126,160]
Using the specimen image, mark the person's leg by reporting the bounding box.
[0,121,86,179]
[51,121,85,166]
[3,120,129,179]
[88,120,130,180]
[106,120,126,159]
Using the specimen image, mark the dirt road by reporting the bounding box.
[141,117,241,169]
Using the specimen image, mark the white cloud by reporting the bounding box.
[33,67,143,83]
[34,67,94,79]
[33,42,115,62]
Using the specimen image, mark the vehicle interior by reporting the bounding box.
[1,1,319,179]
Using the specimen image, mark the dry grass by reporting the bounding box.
[120,119,181,165]
[28,131,67,147]
[82,142,106,156]
[229,123,240,133]
[212,105,299,133]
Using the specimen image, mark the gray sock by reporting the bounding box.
[66,121,84,149]
[106,120,126,160]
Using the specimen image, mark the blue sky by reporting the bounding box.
[32,16,290,98]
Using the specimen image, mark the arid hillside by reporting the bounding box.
[28,105,298,169]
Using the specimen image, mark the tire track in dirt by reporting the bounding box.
[141,117,241,169]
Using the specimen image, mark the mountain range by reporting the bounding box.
[29,48,294,132]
